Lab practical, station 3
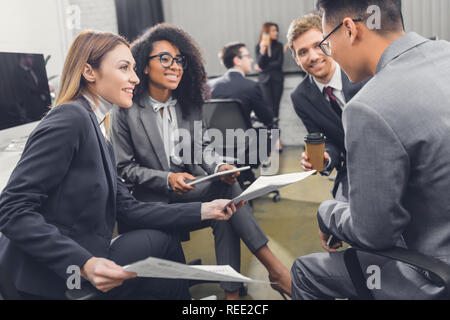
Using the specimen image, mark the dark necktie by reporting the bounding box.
[324,86,342,118]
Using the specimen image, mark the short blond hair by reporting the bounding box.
[287,13,323,55]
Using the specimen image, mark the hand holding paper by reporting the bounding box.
[201,199,244,221]
[124,256,269,284]
[225,171,316,208]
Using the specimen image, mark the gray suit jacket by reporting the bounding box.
[318,33,450,298]
[110,95,221,202]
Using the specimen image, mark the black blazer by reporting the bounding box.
[0,97,201,298]
[291,71,366,197]
[255,41,284,84]
[208,71,274,127]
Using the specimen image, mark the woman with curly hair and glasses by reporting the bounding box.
[110,23,292,300]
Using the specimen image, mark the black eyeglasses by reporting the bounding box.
[318,18,362,56]
[238,54,252,59]
[148,52,188,70]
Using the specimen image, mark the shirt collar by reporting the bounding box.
[83,93,114,125]
[313,63,343,93]
[226,68,246,77]
[149,95,178,113]
[376,32,428,74]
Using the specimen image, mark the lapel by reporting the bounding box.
[137,95,170,171]
[303,74,341,123]
[77,97,117,212]
[175,102,190,133]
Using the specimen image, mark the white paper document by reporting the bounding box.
[123,256,269,284]
[186,166,251,186]
[229,170,316,205]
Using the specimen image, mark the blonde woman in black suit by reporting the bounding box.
[0,30,240,300]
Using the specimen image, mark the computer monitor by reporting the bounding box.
[0,52,51,131]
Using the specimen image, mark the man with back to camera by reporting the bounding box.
[287,13,367,201]
[208,42,275,129]
[291,0,450,299]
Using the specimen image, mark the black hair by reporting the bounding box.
[316,0,404,33]
[131,23,209,117]
[219,42,246,69]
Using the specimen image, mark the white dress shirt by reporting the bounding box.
[149,95,182,167]
[148,95,225,190]
[83,94,114,139]
[226,68,246,77]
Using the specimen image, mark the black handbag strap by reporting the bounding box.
[343,248,374,300]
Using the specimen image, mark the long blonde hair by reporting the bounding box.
[53,30,130,108]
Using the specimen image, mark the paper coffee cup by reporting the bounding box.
[304,133,326,172]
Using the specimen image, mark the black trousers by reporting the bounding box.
[103,229,191,300]
[259,77,284,119]
[19,229,190,300]
[169,180,269,293]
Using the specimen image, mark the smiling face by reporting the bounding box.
[145,40,184,96]
[292,28,336,83]
[89,44,140,108]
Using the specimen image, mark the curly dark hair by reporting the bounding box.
[131,23,210,117]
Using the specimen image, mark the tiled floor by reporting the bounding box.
[183,146,336,300]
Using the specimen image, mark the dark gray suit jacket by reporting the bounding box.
[291,70,365,198]
[0,98,201,298]
[318,32,450,298]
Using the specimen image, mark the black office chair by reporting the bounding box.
[343,246,450,300]
[202,99,280,202]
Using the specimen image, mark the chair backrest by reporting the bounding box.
[202,99,251,133]
[202,99,254,163]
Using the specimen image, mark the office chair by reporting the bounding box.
[202,99,280,202]
[342,246,450,300]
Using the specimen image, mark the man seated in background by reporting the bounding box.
[208,42,275,129]
[287,13,366,201]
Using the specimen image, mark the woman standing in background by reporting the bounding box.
[256,22,285,152]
